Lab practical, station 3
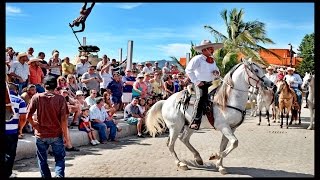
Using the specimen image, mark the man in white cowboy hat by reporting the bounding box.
[28,58,45,93]
[265,66,277,84]
[76,55,91,78]
[185,40,220,130]
[142,61,154,74]
[8,52,30,95]
[284,67,303,105]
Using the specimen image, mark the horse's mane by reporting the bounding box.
[213,63,242,111]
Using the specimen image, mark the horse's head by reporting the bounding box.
[276,80,287,94]
[302,72,314,90]
[242,58,274,89]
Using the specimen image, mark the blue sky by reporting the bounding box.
[6,3,314,63]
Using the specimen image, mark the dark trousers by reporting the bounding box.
[194,82,211,121]
[4,133,18,178]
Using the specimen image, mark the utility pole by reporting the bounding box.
[288,43,293,67]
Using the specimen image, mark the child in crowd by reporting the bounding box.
[138,98,147,116]
[78,106,100,145]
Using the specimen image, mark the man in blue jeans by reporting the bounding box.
[4,83,27,178]
[90,97,118,143]
[26,76,70,178]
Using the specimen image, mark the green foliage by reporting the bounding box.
[190,41,200,58]
[214,48,238,77]
[204,8,279,66]
[296,33,314,76]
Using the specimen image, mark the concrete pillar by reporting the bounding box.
[186,53,190,65]
[126,40,133,70]
[83,37,86,46]
[119,48,123,63]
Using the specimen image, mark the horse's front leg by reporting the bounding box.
[179,127,203,165]
[210,126,238,174]
[286,109,289,129]
[257,110,261,125]
[280,108,284,128]
[209,134,230,174]
[307,107,314,130]
[266,110,270,126]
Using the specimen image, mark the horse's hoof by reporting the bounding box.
[209,153,219,160]
[195,158,204,166]
[268,124,270,126]
[277,120,280,123]
[219,167,227,175]
[286,126,289,129]
[280,125,283,128]
[178,165,190,171]
[257,123,260,126]
[273,120,276,123]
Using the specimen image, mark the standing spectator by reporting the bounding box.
[19,84,37,138]
[162,61,171,75]
[8,52,29,95]
[85,89,98,107]
[89,97,109,144]
[138,97,147,116]
[27,47,34,59]
[99,62,113,95]
[66,74,81,98]
[81,65,102,96]
[110,59,120,75]
[48,52,62,79]
[28,58,45,93]
[170,64,180,75]
[107,73,123,111]
[26,76,70,178]
[145,97,154,112]
[124,97,145,138]
[61,57,75,78]
[153,61,161,73]
[143,73,153,98]
[163,75,175,99]
[6,46,17,69]
[122,69,136,107]
[142,61,154,74]
[76,56,91,78]
[150,72,163,97]
[96,54,109,71]
[4,83,27,178]
[132,73,147,99]
[38,52,50,77]
[78,106,100,145]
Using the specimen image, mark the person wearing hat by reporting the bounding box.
[6,46,18,68]
[76,55,91,78]
[265,66,277,84]
[137,63,144,73]
[8,52,30,95]
[154,61,161,72]
[78,106,100,145]
[142,61,154,74]
[276,67,286,81]
[284,67,303,105]
[185,40,220,130]
[48,51,62,79]
[26,75,70,177]
[28,58,45,93]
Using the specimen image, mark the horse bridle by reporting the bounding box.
[244,62,267,88]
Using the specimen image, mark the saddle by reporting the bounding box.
[177,79,222,129]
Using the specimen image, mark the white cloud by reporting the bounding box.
[114,3,143,10]
[157,43,191,58]
[6,5,22,16]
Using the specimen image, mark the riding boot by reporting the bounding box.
[189,106,203,130]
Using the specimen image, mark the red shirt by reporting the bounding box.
[29,65,44,84]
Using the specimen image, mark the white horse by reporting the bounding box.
[256,87,275,126]
[248,86,258,116]
[145,59,274,174]
[301,72,315,130]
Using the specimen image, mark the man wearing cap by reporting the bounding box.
[28,58,45,93]
[26,76,70,178]
[8,52,29,95]
[4,82,27,178]
[76,55,91,78]
[185,40,220,130]
[142,61,154,74]
[284,67,303,105]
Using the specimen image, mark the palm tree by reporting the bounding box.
[204,8,281,67]
[169,56,185,72]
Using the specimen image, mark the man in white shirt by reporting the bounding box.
[265,66,277,93]
[185,40,220,130]
[27,47,34,59]
[142,61,154,74]
[76,56,91,78]
[284,67,303,105]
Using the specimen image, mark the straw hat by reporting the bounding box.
[28,58,42,64]
[277,68,285,72]
[16,52,28,61]
[137,73,144,78]
[286,67,295,72]
[193,40,221,53]
[266,66,274,71]
[76,90,84,96]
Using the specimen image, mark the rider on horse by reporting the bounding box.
[185,40,220,130]
[284,67,303,106]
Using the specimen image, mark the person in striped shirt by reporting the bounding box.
[4,82,27,178]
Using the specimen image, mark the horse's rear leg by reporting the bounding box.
[266,110,270,126]
[286,110,289,129]
[280,109,284,128]
[179,127,203,165]
[257,110,262,125]
[168,125,189,170]
[211,126,238,174]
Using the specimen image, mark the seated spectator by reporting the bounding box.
[85,89,98,107]
[150,72,163,97]
[124,97,145,138]
[61,57,75,78]
[78,106,100,145]
[81,65,102,96]
[28,58,45,93]
[90,97,118,143]
[171,64,180,75]
[145,97,154,113]
[138,97,147,116]
[177,72,187,90]
[103,91,116,117]
[143,73,153,98]
[75,90,88,108]
[163,75,175,99]
[107,73,123,111]
[57,76,68,90]
[61,89,81,126]
[66,74,81,98]
[132,73,147,99]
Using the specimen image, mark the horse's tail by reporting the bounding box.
[145,100,166,138]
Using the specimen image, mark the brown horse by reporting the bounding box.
[276,80,297,128]
[6,82,15,121]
